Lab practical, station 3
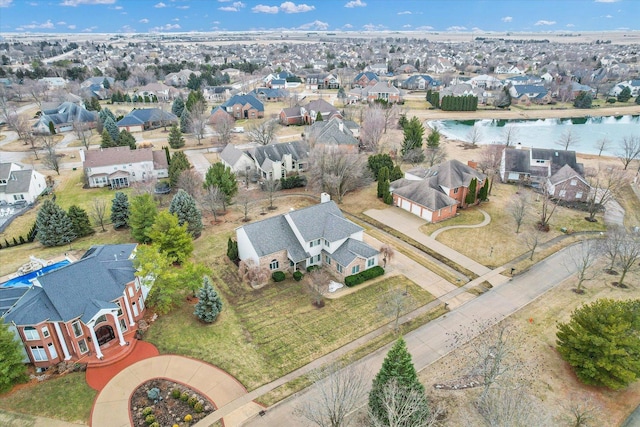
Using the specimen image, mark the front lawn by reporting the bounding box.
[0,373,96,424]
[145,261,434,390]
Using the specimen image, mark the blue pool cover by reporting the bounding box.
[0,260,71,288]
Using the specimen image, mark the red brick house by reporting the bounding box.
[2,244,148,369]
[547,164,590,202]
[390,160,486,223]
[279,99,342,126]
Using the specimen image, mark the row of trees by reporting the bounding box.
[35,200,94,247]
[440,94,478,111]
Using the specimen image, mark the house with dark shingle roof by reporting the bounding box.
[500,146,584,187]
[209,94,265,124]
[81,146,169,188]
[236,197,379,280]
[0,162,47,205]
[116,108,178,133]
[279,99,342,126]
[2,244,147,368]
[547,164,590,202]
[33,102,98,134]
[305,117,359,153]
[390,160,486,223]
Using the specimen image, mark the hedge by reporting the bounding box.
[293,271,303,281]
[272,271,286,282]
[345,266,384,287]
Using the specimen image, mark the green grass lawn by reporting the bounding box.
[0,373,96,424]
[145,261,433,390]
[419,206,485,236]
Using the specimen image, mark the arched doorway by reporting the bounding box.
[96,325,115,346]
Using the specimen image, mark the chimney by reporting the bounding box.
[320,192,331,203]
[338,121,343,132]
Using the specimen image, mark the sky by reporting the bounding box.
[0,0,637,34]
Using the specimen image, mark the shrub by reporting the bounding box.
[293,271,303,281]
[188,395,198,407]
[194,401,204,413]
[306,265,319,273]
[281,174,307,189]
[345,266,385,287]
[149,423,160,427]
[184,414,193,422]
[142,407,153,416]
[145,415,156,425]
[171,388,181,399]
[272,271,286,282]
[180,391,189,401]
[607,97,617,104]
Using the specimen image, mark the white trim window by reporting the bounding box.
[115,301,123,316]
[352,265,360,275]
[269,259,279,270]
[48,343,58,359]
[42,326,50,338]
[367,258,375,268]
[24,327,39,341]
[31,346,48,362]
[119,318,128,332]
[78,339,88,354]
[72,321,83,338]
[336,264,343,274]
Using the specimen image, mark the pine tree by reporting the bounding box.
[147,211,193,264]
[194,276,223,323]
[227,238,239,263]
[100,129,115,148]
[169,189,203,238]
[110,192,130,229]
[180,108,191,133]
[465,177,478,205]
[168,124,185,149]
[102,77,111,89]
[401,116,424,155]
[36,199,76,247]
[169,151,191,187]
[426,127,441,148]
[99,107,116,123]
[104,116,120,142]
[315,111,323,122]
[377,166,389,198]
[204,163,238,210]
[369,337,429,426]
[116,129,137,149]
[48,121,56,135]
[129,194,158,244]
[0,319,28,393]
[172,97,185,117]
[478,178,489,201]
[67,205,94,237]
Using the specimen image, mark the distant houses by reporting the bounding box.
[33,102,97,134]
[116,109,178,133]
[0,162,47,205]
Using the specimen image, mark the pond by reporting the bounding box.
[429,115,640,156]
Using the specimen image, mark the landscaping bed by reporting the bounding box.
[130,379,214,427]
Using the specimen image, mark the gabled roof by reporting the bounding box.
[287,201,362,242]
[82,146,169,169]
[354,71,378,82]
[548,164,588,185]
[0,169,35,195]
[35,101,97,129]
[530,148,580,172]
[331,238,379,267]
[420,159,486,189]
[250,141,308,170]
[305,99,339,115]
[3,244,137,325]
[239,214,308,262]
[306,117,358,147]
[222,94,264,112]
[367,81,401,94]
[250,87,287,99]
[390,178,458,211]
[220,144,249,167]
[116,108,177,126]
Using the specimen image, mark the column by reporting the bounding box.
[53,322,71,360]
[89,325,103,359]
[111,312,126,346]
[123,293,135,327]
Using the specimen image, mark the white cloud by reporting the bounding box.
[534,20,556,26]
[280,2,314,13]
[172,18,179,21]
[28,2,38,5]
[150,23,181,31]
[566,23,575,27]
[82,25,98,32]
[212,20,220,24]
[342,23,353,29]
[67,24,76,29]
[154,2,167,8]
[297,20,329,30]
[18,19,55,29]
[139,18,149,23]
[403,24,412,28]
[60,0,115,6]
[362,23,385,31]
[57,21,66,25]
[252,4,278,13]
[501,16,512,22]
[219,1,245,12]
[345,0,366,8]
[605,14,613,18]
[176,5,189,9]
[120,25,136,33]
[397,11,411,15]
[0,0,14,7]
[447,25,467,31]
[416,25,434,31]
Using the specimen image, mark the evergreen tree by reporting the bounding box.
[129,193,158,244]
[36,199,76,247]
[147,211,194,264]
[369,337,429,426]
[185,90,205,112]
[0,319,28,393]
[168,124,185,149]
[401,116,424,155]
[169,151,191,187]
[204,163,238,210]
[48,121,56,135]
[377,166,389,198]
[194,276,223,323]
[100,129,115,148]
[478,178,489,201]
[99,107,116,123]
[465,177,478,205]
[180,108,191,133]
[617,86,632,102]
[116,129,137,149]
[102,77,111,89]
[172,97,185,117]
[573,91,593,109]
[67,205,94,237]
[315,111,323,122]
[368,153,395,180]
[390,165,404,181]
[169,189,203,238]
[557,298,640,390]
[398,113,408,129]
[111,191,130,229]
[227,238,239,263]
[426,127,441,148]
[636,95,640,105]
[104,116,120,142]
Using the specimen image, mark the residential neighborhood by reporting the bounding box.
[0,23,639,427]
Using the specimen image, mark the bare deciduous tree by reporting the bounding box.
[602,225,625,273]
[585,165,627,222]
[382,103,400,134]
[563,240,600,293]
[502,125,519,147]
[177,169,204,200]
[595,137,610,157]
[238,259,270,289]
[247,119,277,146]
[476,385,550,427]
[562,397,601,427]
[424,146,446,167]
[214,114,234,146]
[200,185,225,222]
[263,175,280,210]
[508,193,528,234]
[369,378,438,427]
[6,112,35,147]
[379,287,414,332]
[467,126,483,147]
[305,266,331,308]
[40,135,60,175]
[73,120,92,150]
[521,229,542,260]
[478,144,504,195]
[189,100,209,146]
[307,146,371,203]
[237,190,255,222]
[615,230,640,286]
[380,244,394,268]
[91,198,107,232]
[294,363,369,427]
[556,129,580,150]
[360,105,385,152]
[539,182,560,230]
[616,135,640,170]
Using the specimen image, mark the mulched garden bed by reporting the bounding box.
[130,379,214,427]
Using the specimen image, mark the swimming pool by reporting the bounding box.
[0,260,71,288]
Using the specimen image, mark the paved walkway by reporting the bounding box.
[242,244,582,426]
[430,208,490,238]
[91,355,262,427]
[85,341,159,391]
[184,148,212,177]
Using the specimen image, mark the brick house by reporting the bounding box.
[547,164,590,202]
[209,94,265,123]
[236,195,379,280]
[279,99,342,126]
[2,244,148,369]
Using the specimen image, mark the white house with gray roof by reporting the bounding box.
[236,196,379,280]
[0,162,47,205]
[2,244,148,369]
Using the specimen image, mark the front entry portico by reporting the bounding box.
[96,325,115,346]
